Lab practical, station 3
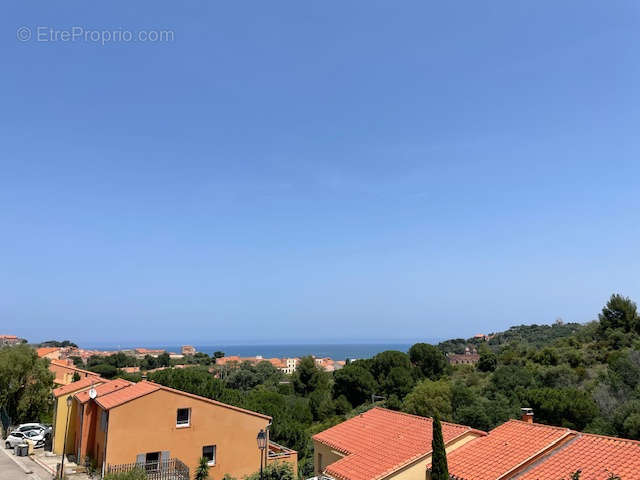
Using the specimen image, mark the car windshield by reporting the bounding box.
[25,431,39,437]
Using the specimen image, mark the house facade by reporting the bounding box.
[52,376,106,455]
[69,379,297,478]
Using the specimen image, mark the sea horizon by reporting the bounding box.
[77,341,442,361]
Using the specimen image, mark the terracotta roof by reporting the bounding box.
[53,376,106,397]
[443,420,574,480]
[0,335,18,339]
[313,407,483,480]
[516,433,640,480]
[92,380,272,421]
[50,359,101,376]
[96,381,160,409]
[37,347,60,357]
[74,379,133,404]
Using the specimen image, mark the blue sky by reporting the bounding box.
[1,1,639,345]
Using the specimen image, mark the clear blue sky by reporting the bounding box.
[2,1,639,345]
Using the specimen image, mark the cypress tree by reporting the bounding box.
[431,416,449,480]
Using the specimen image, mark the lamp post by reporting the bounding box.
[60,396,72,479]
[256,429,267,480]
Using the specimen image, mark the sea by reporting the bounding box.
[79,343,440,361]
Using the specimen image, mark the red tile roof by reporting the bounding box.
[37,347,60,357]
[442,420,574,480]
[96,381,160,410]
[53,376,106,397]
[74,379,133,404]
[93,380,272,421]
[313,407,483,480]
[516,433,640,480]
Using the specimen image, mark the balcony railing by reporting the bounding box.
[106,458,189,480]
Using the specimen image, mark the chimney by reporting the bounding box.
[521,407,534,423]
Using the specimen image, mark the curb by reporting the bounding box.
[0,445,34,474]
[31,453,56,475]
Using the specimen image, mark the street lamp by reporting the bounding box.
[256,429,267,480]
[60,396,72,479]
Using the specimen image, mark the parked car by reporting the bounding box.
[14,423,46,433]
[5,429,45,449]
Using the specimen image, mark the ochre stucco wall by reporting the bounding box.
[312,440,346,476]
[104,389,270,479]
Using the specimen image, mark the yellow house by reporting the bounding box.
[70,379,297,478]
[312,407,485,480]
[52,376,105,455]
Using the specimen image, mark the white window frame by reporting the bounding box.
[176,408,191,428]
[202,445,216,466]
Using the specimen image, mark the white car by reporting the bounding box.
[5,429,45,449]
[14,423,46,434]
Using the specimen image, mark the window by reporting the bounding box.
[202,445,216,466]
[176,408,190,427]
[145,452,160,472]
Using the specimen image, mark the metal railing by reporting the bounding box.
[106,458,189,480]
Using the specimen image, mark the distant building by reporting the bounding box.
[37,347,63,360]
[48,359,101,385]
[473,333,489,341]
[0,334,22,346]
[134,348,166,358]
[181,345,196,356]
[447,346,480,366]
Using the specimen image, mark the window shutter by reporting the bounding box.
[136,454,145,465]
[161,451,170,463]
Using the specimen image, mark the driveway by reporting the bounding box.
[0,445,51,480]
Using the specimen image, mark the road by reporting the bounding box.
[0,446,50,480]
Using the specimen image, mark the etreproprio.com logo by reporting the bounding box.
[17,26,175,45]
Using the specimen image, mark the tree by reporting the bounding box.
[88,363,118,378]
[0,345,54,424]
[409,343,447,379]
[402,379,453,421]
[195,457,210,480]
[72,372,81,382]
[293,356,326,396]
[599,294,639,334]
[213,351,225,359]
[477,350,497,372]
[381,366,415,398]
[333,365,378,407]
[371,350,413,382]
[157,352,171,367]
[430,417,449,480]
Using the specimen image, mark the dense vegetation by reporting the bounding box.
[2,293,640,479]
[0,345,54,429]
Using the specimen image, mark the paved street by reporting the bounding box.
[0,446,51,480]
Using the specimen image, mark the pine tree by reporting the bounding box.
[431,416,449,480]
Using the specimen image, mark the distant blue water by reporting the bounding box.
[80,343,430,361]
